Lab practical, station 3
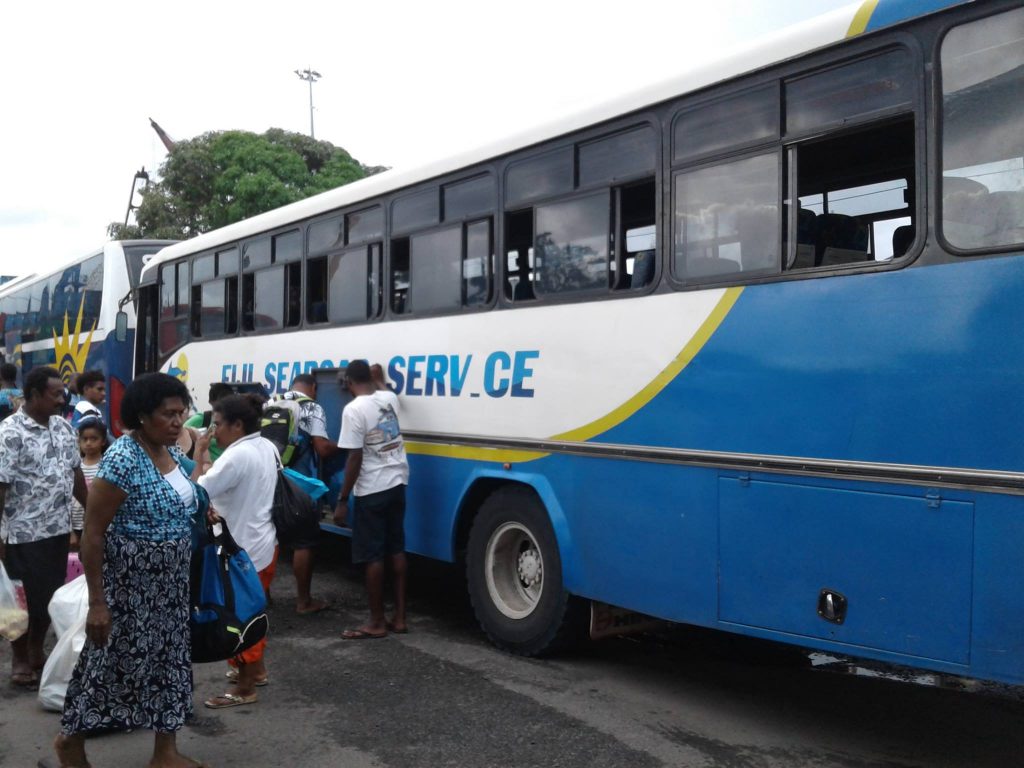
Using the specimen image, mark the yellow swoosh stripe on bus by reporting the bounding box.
[406,286,745,463]
[847,0,879,37]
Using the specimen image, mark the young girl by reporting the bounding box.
[70,416,109,548]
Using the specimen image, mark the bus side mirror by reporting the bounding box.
[114,311,128,343]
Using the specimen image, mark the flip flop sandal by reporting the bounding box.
[204,692,258,709]
[341,628,387,640]
[11,670,39,688]
[224,669,269,686]
[385,622,409,634]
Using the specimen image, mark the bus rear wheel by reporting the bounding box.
[466,486,587,656]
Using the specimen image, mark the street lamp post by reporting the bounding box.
[294,67,322,138]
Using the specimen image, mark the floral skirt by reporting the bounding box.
[61,534,193,735]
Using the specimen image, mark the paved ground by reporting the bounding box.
[3,537,1023,767]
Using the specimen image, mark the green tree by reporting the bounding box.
[109,129,386,240]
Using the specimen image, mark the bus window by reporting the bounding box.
[941,6,1024,251]
[464,219,492,307]
[390,239,410,314]
[534,191,611,297]
[785,119,914,270]
[285,262,301,328]
[673,85,778,165]
[785,48,912,136]
[328,245,372,324]
[393,188,439,235]
[307,256,329,324]
[444,175,494,221]
[673,152,779,282]
[347,206,383,245]
[308,215,344,255]
[578,125,657,188]
[409,226,463,313]
[504,210,535,303]
[506,149,573,208]
[615,179,656,290]
[159,261,189,354]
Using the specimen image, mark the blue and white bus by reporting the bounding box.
[0,240,175,432]
[137,1,1024,684]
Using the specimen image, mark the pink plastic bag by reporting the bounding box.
[66,552,84,583]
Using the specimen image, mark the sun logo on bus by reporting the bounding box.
[53,302,96,385]
[167,353,189,384]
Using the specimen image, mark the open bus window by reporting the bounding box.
[941,5,1024,251]
[307,256,329,324]
[673,152,779,282]
[390,239,410,314]
[616,180,656,290]
[786,119,915,270]
[504,210,535,303]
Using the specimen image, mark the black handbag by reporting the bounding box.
[189,518,270,663]
[270,468,319,543]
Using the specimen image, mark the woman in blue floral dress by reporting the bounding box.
[50,373,211,768]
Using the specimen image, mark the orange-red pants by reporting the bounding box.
[229,546,278,667]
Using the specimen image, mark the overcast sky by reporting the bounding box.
[0,0,853,277]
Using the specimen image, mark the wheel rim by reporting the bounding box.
[484,521,544,619]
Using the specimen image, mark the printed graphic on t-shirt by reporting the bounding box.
[366,403,403,456]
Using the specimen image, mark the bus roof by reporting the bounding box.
[0,240,176,297]
[142,0,968,281]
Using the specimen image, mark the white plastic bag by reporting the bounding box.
[0,560,29,641]
[48,575,88,640]
[37,575,89,711]
[38,615,86,711]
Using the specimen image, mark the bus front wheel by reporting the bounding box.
[466,487,587,656]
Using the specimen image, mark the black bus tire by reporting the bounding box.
[466,486,588,656]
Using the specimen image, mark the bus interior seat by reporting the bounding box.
[310,301,328,323]
[817,212,868,266]
[989,190,1024,243]
[687,255,741,279]
[789,208,818,269]
[892,224,915,257]
[942,178,992,244]
[630,249,655,288]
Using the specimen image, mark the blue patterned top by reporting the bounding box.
[99,436,197,542]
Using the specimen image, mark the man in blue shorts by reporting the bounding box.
[333,360,409,639]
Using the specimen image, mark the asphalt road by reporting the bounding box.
[3,537,1023,768]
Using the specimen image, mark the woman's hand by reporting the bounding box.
[207,506,221,526]
[86,601,112,647]
[195,428,213,455]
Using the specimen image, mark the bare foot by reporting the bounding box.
[147,755,210,768]
[295,598,328,615]
[53,733,91,767]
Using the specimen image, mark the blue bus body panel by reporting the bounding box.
[865,0,971,33]
[400,254,1024,684]
[601,257,1024,472]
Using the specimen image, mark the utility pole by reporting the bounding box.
[294,68,322,138]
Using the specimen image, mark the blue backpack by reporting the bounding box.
[189,518,269,663]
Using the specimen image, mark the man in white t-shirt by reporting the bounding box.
[333,360,409,639]
[70,370,105,428]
